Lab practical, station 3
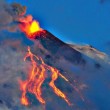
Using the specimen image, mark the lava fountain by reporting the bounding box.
[19,20,42,38]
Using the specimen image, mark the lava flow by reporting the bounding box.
[20,46,71,106]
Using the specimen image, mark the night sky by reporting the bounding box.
[7,0,110,53]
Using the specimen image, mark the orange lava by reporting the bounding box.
[19,20,42,38]
[20,46,71,106]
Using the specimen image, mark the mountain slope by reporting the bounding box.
[0,31,110,110]
[69,43,110,64]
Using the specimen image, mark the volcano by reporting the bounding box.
[0,29,110,110]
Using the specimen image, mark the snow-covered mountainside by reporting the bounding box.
[69,44,110,64]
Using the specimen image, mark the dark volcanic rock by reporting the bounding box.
[35,30,86,65]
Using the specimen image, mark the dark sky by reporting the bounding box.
[7,0,110,53]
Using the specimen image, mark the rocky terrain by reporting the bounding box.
[0,31,110,110]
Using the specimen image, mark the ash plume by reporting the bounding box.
[0,0,32,32]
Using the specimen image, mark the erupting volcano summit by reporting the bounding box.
[19,20,43,38]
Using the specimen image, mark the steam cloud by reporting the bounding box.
[0,0,32,32]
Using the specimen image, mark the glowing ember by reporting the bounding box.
[30,20,41,34]
[19,20,42,38]
[20,46,72,106]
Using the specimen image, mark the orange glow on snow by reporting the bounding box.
[20,46,71,106]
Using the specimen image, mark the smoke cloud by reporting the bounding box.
[0,1,33,32]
